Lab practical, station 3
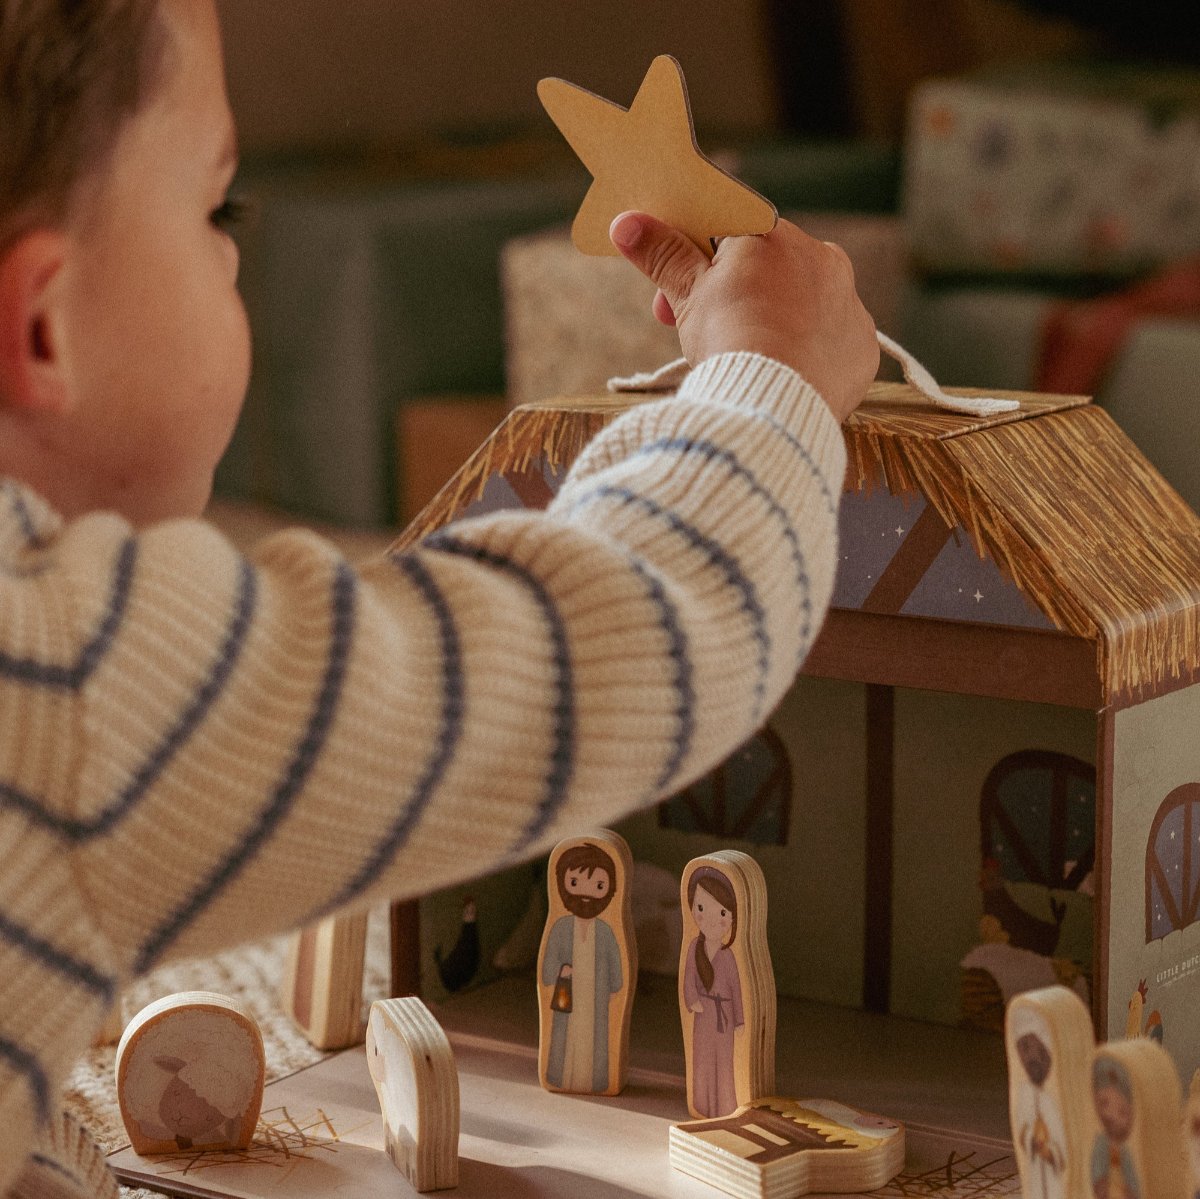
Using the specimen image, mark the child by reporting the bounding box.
[0,1,877,1194]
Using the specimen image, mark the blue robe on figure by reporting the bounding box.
[542,914,622,1092]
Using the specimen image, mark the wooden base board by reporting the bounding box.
[110,1033,1018,1199]
[434,974,1011,1140]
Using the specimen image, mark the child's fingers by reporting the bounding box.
[651,289,676,327]
[609,211,708,317]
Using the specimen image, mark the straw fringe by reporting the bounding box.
[391,401,624,552]
[391,386,1200,703]
[848,404,1200,701]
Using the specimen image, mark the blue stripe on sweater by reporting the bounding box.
[312,554,465,915]
[0,1036,50,1125]
[0,560,258,842]
[0,558,55,579]
[0,782,61,830]
[627,556,695,794]
[569,485,771,720]
[743,409,840,518]
[87,559,258,838]
[0,912,115,1002]
[424,534,574,854]
[0,539,136,687]
[625,437,814,656]
[133,562,357,973]
[5,484,50,550]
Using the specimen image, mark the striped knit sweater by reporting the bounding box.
[0,352,846,1196]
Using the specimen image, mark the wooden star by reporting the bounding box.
[538,55,777,258]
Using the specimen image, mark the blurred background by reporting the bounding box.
[209,0,1200,533]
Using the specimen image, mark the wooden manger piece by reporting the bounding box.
[669,1097,905,1199]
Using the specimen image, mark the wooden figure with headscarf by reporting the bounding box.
[680,850,775,1119]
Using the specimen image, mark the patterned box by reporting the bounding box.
[903,64,1200,278]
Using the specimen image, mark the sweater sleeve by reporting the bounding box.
[0,352,845,1195]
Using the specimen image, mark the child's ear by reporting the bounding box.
[0,229,71,416]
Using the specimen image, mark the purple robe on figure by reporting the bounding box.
[683,936,744,1117]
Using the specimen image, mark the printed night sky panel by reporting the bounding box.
[459,460,1053,631]
[833,487,925,609]
[901,527,1055,629]
[454,461,566,523]
[834,486,1055,630]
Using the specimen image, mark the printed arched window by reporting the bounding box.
[1146,783,1200,942]
[659,725,791,846]
[979,750,1095,889]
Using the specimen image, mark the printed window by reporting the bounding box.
[659,725,791,846]
[979,750,1095,889]
[1146,783,1200,942]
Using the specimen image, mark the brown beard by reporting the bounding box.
[562,890,613,920]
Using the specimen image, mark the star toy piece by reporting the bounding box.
[538,55,776,258]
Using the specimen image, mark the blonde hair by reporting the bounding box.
[1,0,165,248]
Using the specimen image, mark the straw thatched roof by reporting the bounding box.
[394,382,1200,705]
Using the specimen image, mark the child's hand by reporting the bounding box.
[609,211,878,423]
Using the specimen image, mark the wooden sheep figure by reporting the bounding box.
[1005,985,1096,1199]
[679,850,775,1119]
[116,992,264,1155]
[1088,1039,1186,1199]
[366,997,459,1192]
[537,828,637,1096]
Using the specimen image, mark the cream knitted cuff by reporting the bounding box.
[13,1113,118,1199]
[678,351,847,488]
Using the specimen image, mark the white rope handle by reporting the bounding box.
[608,333,1021,416]
[875,332,1019,416]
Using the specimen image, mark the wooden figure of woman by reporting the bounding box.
[1089,1039,1185,1199]
[537,829,637,1096]
[679,851,774,1119]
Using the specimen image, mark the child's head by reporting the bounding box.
[1,1,162,249]
[0,0,249,525]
